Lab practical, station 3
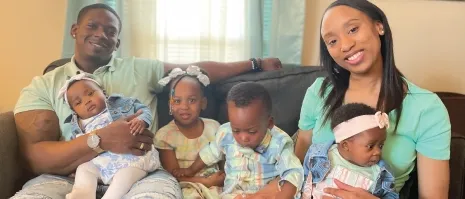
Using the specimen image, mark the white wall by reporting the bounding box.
[302,0,465,94]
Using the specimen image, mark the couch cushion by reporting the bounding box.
[214,66,326,136]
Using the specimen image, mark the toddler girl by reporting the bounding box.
[155,66,224,199]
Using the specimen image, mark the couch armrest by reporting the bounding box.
[0,111,20,198]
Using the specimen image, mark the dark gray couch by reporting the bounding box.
[0,61,463,198]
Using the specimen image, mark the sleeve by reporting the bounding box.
[132,58,165,94]
[298,78,324,131]
[379,164,399,199]
[14,76,53,114]
[199,125,227,166]
[151,59,165,93]
[154,130,174,150]
[133,98,153,128]
[415,95,451,160]
[276,137,305,192]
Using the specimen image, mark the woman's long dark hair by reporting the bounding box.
[320,0,406,131]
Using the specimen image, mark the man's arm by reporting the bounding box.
[163,58,282,83]
[15,110,97,175]
[15,110,154,175]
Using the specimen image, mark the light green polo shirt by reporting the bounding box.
[299,77,451,192]
[14,56,164,140]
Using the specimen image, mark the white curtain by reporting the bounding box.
[62,0,305,64]
[118,0,250,63]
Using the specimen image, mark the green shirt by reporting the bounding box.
[298,77,451,192]
[14,56,165,140]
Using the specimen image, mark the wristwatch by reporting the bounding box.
[249,58,263,72]
[87,130,104,154]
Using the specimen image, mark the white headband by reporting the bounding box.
[333,111,390,143]
[57,73,101,107]
[158,65,210,87]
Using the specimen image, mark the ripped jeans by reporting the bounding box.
[10,169,182,199]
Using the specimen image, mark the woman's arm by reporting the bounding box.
[414,96,451,198]
[294,129,313,163]
[416,153,449,199]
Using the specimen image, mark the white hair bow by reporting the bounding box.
[158,65,210,87]
[57,73,101,106]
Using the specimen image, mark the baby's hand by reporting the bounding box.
[206,170,225,187]
[129,118,146,135]
[172,168,195,178]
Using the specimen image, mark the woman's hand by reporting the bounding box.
[322,179,379,199]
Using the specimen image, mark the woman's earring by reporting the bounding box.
[169,106,173,115]
[380,30,384,35]
[333,66,340,74]
[72,34,76,38]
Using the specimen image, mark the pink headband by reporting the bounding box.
[333,111,390,143]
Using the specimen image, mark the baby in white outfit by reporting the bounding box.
[58,73,161,199]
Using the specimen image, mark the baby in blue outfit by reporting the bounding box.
[58,73,161,199]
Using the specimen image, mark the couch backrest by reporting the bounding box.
[157,66,327,136]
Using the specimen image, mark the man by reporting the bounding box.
[12,3,281,199]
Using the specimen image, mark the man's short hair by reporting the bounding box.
[226,82,272,116]
[77,3,122,32]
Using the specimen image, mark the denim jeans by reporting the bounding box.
[10,169,182,199]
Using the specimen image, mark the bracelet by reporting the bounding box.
[249,58,263,72]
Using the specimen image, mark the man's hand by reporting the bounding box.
[322,179,379,199]
[99,112,153,156]
[260,58,282,71]
[172,167,196,178]
[128,118,147,135]
[205,170,226,187]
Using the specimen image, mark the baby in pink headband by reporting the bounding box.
[301,103,398,199]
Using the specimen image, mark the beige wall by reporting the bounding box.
[302,0,465,94]
[0,1,67,112]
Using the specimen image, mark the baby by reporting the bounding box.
[302,103,398,199]
[58,73,161,199]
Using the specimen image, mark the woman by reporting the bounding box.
[294,0,450,198]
